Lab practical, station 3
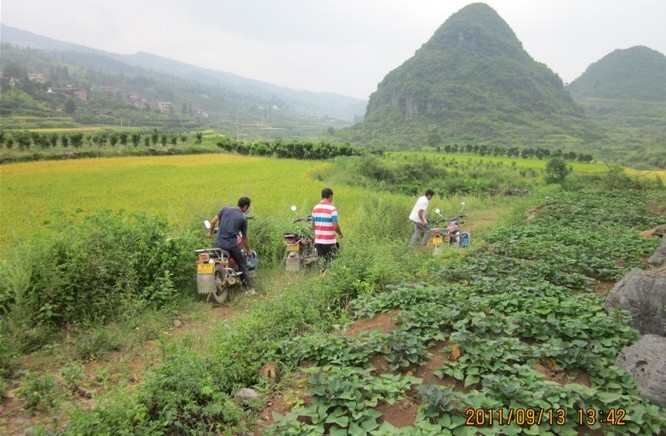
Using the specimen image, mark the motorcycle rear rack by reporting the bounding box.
[195,248,230,261]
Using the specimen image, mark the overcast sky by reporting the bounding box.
[1,0,665,99]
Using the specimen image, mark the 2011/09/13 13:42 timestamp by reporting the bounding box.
[464,408,627,427]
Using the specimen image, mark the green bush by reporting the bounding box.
[136,340,248,434]
[0,210,198,352]
[603,165,664,190]
[544,156,571,183]
[65,396,161,435]
[0,377,7,400]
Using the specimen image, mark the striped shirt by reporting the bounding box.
[312,200,338,244]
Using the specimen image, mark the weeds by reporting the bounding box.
[18,371,61,414]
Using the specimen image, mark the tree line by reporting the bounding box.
[0,129,362,161]
[436,143,594,163]
[0,129,203,150]
[0,128,592,164]
[215,137,362,159]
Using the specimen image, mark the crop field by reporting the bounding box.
[0,154,335,250]
[388,151,641,175]
[0,153,515,252]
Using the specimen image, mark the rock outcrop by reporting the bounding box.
[648,236,666,266]
[616,334,666,407]
[605,270,666,336]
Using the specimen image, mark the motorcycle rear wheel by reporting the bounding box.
[212,268,229,304]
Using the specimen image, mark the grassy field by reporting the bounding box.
[389,151,616,173]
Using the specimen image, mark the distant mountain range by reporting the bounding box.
[566,46,666,167]
[2,6,665,168]
[0,23,366,136]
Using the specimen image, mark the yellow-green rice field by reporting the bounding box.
[0,153,517,253]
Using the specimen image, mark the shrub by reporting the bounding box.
[0,211,198,351]
[138,342,247,434]
[0,331,21,378]
[545,157,571,183]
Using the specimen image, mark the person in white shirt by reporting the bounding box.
[409,189,435,247]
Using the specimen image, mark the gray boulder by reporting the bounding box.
[605,270,666,336]
[235,387,259,403]
[648,236,666,266]
[616,334,666,407]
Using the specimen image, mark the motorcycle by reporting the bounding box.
[283,205,318,272]
[429,202,471,254]
[194,219,257,304]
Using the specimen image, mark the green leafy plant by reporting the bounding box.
[269,366,418,435]
[280,331,381,368]
[382,329,431,371]
[417,383,465,422]
[18,371,60,414]
[60,362,86,394]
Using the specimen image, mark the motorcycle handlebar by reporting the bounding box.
[293,217,313,223]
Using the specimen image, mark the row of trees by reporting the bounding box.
[0,128,591,164]
[216,137,363,160]
[435,143,594,162]
[0,128,362,161]
[0,129,204,150]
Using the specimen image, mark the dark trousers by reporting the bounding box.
[315,243,339,270]
[221,245,252,288]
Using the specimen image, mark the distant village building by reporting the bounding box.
[128,91,151,109]
[97,85,123,95]
[46,85,88,101]
[157,101,175,113]
[137,100,151,110]
[28,72,47,84]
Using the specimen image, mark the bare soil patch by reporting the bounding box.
[342,310,400,337]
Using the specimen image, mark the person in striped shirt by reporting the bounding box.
[311,188,343,268]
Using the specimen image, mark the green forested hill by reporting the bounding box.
[568,46,666,101]
[340,3,601,149]
[567,46,666,168]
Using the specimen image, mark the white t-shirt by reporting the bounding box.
[409,195,429,223]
